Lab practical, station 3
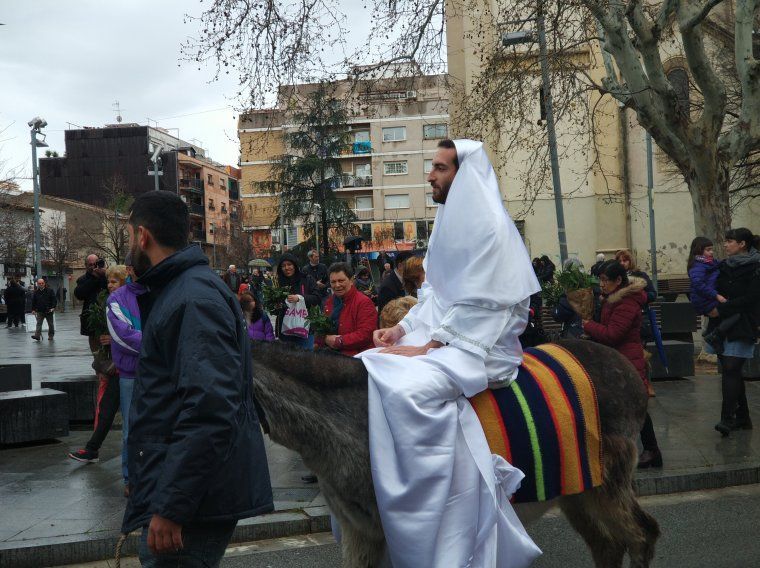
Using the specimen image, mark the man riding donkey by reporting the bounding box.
[360,139,542,567]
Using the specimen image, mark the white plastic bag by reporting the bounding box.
[281,297,310,339]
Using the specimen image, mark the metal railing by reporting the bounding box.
[180,179,204,192]
[189,204,205,216]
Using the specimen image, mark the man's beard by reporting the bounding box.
[129,243,152,278]
[432,182,451,204]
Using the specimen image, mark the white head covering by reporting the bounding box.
[424,139,540,310]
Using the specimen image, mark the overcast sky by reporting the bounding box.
[0,1,366,192]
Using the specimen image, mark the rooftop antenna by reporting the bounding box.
[112,100,124,123]
[146,117,158,128]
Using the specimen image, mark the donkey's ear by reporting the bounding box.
[252,341,368,389]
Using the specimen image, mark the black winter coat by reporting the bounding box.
[3,283,26,315]
[274,253,320,337]
[713,259,760,342]
[376,271,405,317]
[75,271,107,335]
[122,245,273,533]
[32,287,57,312]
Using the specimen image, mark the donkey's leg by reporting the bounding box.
[559,435,660,568]
[340,524,386,568]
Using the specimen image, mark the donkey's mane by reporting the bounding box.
[252,340,369,388]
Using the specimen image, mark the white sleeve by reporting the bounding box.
[397,281,433,334]
[430,302,515,359]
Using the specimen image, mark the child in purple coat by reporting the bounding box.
[240,293,275,342]
[688,237,738,354]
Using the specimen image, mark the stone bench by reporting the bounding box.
[647,340,695,379]
[0,364,32,392]
[40,375,99,423]
[0,389,69,445]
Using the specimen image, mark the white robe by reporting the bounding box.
[359,293,541,568]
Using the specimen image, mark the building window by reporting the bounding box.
[427,220,434,236]
[286,226,298,246]
[385,194,410,209]
[208,198,215,210]
[221,202,227,213]
[667,67,690,113]
[416,220,428,240]
[355,163,371,178]
[382,126,406,142]
[393,222,405,240]
[423,123,448,139]
[424,159,433,173]
[384,161,408,175]
[355,195,373,210]
[354,131,370,143]
[360,223,372,241]
[220,178,226,190]
[207,174,213,185]
[271,228,281,245]
[426,193,438,207]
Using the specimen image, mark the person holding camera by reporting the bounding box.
[75,254,108,353]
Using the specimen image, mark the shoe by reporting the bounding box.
[703,331,725,355]
[646,382,656,397]
[301,474,318,483]
[48,336,54,341]
[637,449,663,469]
[68,449,100,463]
[715,421,733,437]
[31,334,41,341]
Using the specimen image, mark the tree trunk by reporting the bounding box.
[687,161,732,257]
[321,209,329,259]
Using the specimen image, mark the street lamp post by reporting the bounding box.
[503,3,568,264]
[28,117,49,278]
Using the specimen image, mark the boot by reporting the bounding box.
[715,420,734,436]
[637,449,663,469]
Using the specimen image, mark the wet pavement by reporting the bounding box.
[2,311,760,555]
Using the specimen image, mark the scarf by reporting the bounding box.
[330,295,344,327]
[725,248,760,268]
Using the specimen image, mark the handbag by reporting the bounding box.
[91,349,118,376]
[281,296,310,339]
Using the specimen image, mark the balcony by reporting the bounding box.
[353,141,372,154]
[338,174,373,189]
[230,211,239,221]
[189,204,205,217]
[191,228,205,241]
[180,179,204,193]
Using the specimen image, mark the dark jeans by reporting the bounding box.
[138,521,237,567]
[86,376,120,452]
[720,355,750,423]
[34,311,55,337]
[640,412,659,452]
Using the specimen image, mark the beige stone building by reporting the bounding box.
[238,74,449,257]
[447,1,760,276]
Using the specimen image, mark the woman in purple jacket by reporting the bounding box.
[240,293,275,342]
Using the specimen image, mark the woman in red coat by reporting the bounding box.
[583,260,663,469]
[323,262,378,357]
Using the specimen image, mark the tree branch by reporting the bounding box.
[682,0,727,31]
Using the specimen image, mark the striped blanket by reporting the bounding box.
[469,343,603,504]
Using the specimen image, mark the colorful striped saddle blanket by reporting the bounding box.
[469,343,603,504]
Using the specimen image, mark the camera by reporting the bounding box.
[96,259,106,269]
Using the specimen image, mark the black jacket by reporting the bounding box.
[301,262,329,298]
[75,271,108,335]
[32,287,57,313]
[274,253,320,337]
[377,270,405,317]
[713,259,760,342]
[122,245,273,533]
[3,283,26,314]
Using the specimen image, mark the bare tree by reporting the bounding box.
[80,174,131,264]
[185,0,760,248]
[42,211,76,312]
[0,144,33,271]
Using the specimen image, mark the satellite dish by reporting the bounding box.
[117,115,122,123]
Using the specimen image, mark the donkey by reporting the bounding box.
[251,339,660,568]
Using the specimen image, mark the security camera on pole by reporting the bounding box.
[28,117,49,278]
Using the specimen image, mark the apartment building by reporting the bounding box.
[238,73,449,256]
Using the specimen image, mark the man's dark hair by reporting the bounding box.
[328,262,354,278]
[437,139,459,169]
[129,191,189,250]
[395,251,415,265]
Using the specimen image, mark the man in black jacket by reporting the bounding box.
[302,249,329,304]
[4,279,25,328]
[74,254,108,353]
[377,251,414,317]
[123,191,273,565]
[31,278,57,340]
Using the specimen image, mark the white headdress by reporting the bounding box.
[424,139,540,310]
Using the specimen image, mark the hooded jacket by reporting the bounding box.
[122,245,273,532]
[583,276,648,382]
[688,256,720,315]
[3,282,26,315]
[274,253,320,337]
